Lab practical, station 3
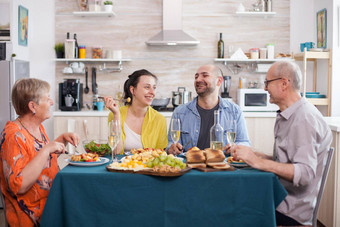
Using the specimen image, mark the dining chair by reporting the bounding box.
[277,147,334,227]
[312,147,334,227]
[0,188,8,227]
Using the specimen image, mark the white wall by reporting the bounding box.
[10,0,55,138]
[290,0,339,116]
[331,0,340,116]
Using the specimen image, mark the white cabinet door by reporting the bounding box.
[54,116,108,143]
[245,117,276,156]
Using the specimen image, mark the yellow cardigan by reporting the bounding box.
[108,106,168,154]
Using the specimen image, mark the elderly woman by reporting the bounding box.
[105,69,168,154]
[0,78,79,226]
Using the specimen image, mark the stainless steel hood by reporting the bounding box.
[146,0,199,46]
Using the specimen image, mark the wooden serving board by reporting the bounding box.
[195,166,235,172]
[106,166,192,177]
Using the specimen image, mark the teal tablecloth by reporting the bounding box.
[41,162,287,227]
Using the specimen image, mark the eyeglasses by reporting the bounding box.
[264,78,282,87]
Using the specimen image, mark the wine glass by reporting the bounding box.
[226,120,237,152]
[108,120,121,162]
[170,118,181,155]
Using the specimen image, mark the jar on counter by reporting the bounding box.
[266,43,275,59]
[249,48,259,59]
[92,46,103,59]
[259,48,267,59]
[79,45,86,59]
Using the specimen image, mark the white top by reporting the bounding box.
[124,122,143,152]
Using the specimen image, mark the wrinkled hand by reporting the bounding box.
[104,96,119,115]
[62,132,79,147]
[231,145,258,167]
[45,141,66,154]
[168,143,183,155]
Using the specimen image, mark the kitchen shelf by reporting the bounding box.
[72,11,116,17]
[293,49,332,116]
[235,11,276,18]
[55,58,131,62]
[214,58,293,63]
[55,58,131,72]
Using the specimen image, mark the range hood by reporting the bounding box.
[146,0,199,46]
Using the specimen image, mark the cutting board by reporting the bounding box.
[195,166,234,172]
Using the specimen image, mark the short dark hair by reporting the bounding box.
[11,78,50,116]
[123,69,157,105]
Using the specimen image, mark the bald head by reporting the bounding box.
[269,61,302,91]
[197,64,223,78]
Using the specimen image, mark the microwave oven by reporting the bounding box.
[237,89,279,112]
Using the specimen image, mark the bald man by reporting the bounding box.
[168,64,250,154]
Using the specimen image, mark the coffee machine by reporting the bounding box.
[221,76,231,98]
[59,79,83,111]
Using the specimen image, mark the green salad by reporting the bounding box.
[84,140,111,156]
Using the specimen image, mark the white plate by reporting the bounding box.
[65,157,110,166]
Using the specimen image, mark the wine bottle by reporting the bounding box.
[74,33,79,58]
[210,110,224,150]
[217,33,224,58]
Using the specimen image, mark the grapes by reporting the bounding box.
[149,155,186,169]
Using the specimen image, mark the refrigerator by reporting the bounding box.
[0,59,30,133]
[0,50,29,208]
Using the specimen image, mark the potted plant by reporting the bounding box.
[103,1,113,12]
[54,43,65,58]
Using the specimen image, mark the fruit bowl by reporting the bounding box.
[83,139,112,156]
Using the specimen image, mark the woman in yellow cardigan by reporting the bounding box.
[104,69,168,154]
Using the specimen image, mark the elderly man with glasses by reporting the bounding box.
[231,61,332,226]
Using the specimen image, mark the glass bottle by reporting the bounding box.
[217,33,224,58]
[210,110,224,150]
[74,34,79,58]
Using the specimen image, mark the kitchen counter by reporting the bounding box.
[324,117,340,132]
[53,110,277,118]
[53,110,111,117]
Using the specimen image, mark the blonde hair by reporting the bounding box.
[11,78,50,116]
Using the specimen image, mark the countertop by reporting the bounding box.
[53,110,277,118]
[324,117,340,132]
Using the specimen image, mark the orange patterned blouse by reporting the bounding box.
[0,121,59,227]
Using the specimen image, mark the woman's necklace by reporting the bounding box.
[17,118,46,143]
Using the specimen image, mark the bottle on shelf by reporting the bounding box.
[210,110,224,150]
[266,0,272,12]
[217,33,224,59]
[74,34,79,59]
[64,32,75,59]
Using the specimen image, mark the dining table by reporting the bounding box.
[41,156,287,227]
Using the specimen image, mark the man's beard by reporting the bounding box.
[195,82,215,97]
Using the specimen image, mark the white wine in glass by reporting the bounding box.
[227,120,237,146]
[108,120,120,162]
[170,118,181,155]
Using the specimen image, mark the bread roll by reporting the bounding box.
[186,149,206,163]
[187,163,207,168]
[205,148,225,163]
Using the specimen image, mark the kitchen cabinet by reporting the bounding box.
[294,49,332,116]
[53,115,109,151]
[244,116,276,156]
[318,118,340,227]
[73,11,115,17]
